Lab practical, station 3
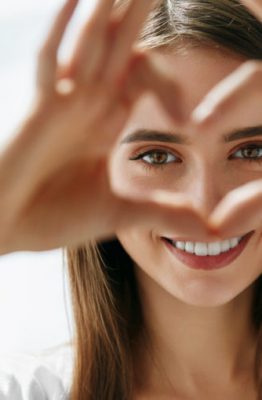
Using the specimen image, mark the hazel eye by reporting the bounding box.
[129,149,180,167]
[231,145,262,162]
[142,150,177,165]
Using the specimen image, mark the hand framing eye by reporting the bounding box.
[188,0,262,238]
[0,0,202,253]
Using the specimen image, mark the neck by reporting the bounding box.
[133,268,258,397]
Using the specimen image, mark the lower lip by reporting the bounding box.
[161,231,254,271]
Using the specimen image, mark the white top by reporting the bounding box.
[0,344,73,399]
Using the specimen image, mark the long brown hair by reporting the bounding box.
[64,1,262,399]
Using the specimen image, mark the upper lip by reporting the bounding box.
[162,231,254,243]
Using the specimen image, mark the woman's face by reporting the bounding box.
[109,47,262,307]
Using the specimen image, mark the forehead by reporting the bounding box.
[120,47,246,139]
[161,46,245,106]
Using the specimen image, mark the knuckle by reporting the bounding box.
[128,51,148,73]
[37,44,55,62]
[106,18,121,42]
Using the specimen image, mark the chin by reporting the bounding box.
[172,285,238,308]
[162,273,255,308]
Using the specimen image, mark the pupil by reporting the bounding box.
[151,152,166,164]
[243,148,259,158]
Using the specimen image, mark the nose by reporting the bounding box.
[186,163,225,217]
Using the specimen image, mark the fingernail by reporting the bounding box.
[55,78,76,95]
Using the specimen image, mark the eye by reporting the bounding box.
[129,149,181,169]
[230,143,262,163]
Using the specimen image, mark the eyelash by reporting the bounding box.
[129,143,262,171]
[129,149,180,171]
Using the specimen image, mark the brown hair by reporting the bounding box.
[64,1,262,399]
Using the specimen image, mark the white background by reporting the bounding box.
[0,0,96,354]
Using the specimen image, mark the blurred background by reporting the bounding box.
[0,0,96,354]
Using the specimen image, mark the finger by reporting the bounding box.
[87,52,187,155]
[104,0,154,83]
[240,0,262,21]
[190,60,262,132]
[114,190,216,238]
[208,179,262,237]
[86,52,187,154]
[36,0,79,93]
[125,52,186,124]
[68,0,116,81]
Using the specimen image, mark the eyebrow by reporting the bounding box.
[120,126,262,145]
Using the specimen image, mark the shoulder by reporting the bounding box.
[0,343,73,400]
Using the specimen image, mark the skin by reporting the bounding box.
[191,0,262,239]
[0,0,261,397]
[113,47,262,399]
[0,0,212,253]
[0,0,260,251]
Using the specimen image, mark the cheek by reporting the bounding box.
[109,151,186,196]
[226,163,262,187]
[116,229,168,286]
[116,228,155,263]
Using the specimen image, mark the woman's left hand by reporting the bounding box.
[189,0,262,238]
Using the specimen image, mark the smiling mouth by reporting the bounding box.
[161,231,254,270]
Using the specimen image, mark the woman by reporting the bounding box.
[0,0,261,398]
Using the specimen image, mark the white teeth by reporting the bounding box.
[230,238,239,248]
[208,242,221,256]
[185,242,194,253]
[170,236,243,256]
[176,241,185,250]
[221,240,230,252]
[194,243,208,256]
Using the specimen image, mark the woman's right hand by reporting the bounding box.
[0,0,211,253]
